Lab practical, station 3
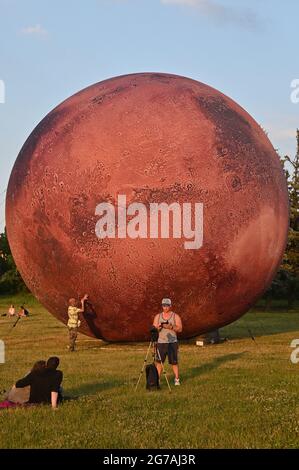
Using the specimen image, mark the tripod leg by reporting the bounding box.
[134,341,152,391]
[155,343,172,392]
[8,316,21,335]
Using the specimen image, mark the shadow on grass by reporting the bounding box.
[183,352,246,382]
[66,379,123,398]
[220,307,299,340]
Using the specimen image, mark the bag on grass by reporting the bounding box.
[145,363,160,390]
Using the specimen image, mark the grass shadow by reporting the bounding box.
[183,352,246,382]
[66,379,123,398]
[220,308,299,341]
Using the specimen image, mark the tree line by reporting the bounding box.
[264,129,299,308]
[0,227,28,294]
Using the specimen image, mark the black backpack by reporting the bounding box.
[145,363,160,391]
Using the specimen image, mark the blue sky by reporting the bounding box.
[0,0,298,230]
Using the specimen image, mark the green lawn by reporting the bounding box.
[0,294,298,449]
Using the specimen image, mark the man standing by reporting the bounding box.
[153,298,183,386]
[67,294,88,351]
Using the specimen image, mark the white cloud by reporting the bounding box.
[264,118,298,158]
[160,0,262,30]
[21,24,48,36]
[267,127,297,141]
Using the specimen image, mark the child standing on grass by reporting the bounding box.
[67,295,88,351]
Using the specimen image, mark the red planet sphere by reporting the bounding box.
[6,73,289,341]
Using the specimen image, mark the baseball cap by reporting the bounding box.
[162,298,172,306]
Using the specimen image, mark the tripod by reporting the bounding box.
[135,341,172,392]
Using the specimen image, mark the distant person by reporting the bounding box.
[15,356,63,409]
[19,305,29,317]
[67,294,88,352]
[8,305,15,316]
[153,298,183,386]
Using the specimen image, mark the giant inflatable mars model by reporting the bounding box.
[6,73,289,341]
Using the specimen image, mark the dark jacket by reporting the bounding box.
[16,368,63,404]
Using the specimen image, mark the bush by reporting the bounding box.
[0,268,29,295]
[0,229,28,295]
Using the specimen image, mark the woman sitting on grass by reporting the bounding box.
[0,360,46,409]
[1,357,63,409]
[15,356,63,409]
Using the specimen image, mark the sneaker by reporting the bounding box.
[174,378,180,386]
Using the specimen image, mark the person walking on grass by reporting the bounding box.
[153,298,183,386]
[67,294,88,351]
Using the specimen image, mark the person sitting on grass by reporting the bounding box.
[45,356,64,405]
[0,360,46,409]
[18,305,29,317]
[15,356,63,409]
[8,304,15,316]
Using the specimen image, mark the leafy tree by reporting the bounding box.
[0,228,28,294]
[264,130,299,309]
[281,129,299,277]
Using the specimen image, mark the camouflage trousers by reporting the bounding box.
[68,327,78,351]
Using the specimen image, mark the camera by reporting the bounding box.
[150,326,159,342]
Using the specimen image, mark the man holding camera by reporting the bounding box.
[153,298,182,386]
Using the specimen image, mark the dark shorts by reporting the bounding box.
[156,342,178,365]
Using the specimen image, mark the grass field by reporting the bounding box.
[0,294,299,449]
